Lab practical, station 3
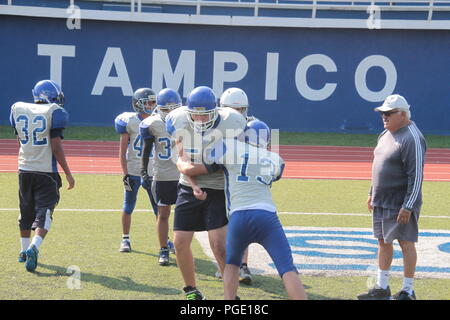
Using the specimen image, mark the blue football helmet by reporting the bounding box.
[32,80,65,107]
[244,120,271,149]
[132,88,156,114]
[186,86,218,132]
[156,88,181,120]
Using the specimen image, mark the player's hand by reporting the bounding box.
[193,186,207,201]
[66,174,75,190]
[367,195,373,212]
[397,208,412,225]
[141,172,152,190]
[123,174,133,192]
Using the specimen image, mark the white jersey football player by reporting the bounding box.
[114,88,158,253]
[139,88,181,266]
[178,120,307,300]
[166,86,246,300]
[219,87,257,283]
[9,79,75,272]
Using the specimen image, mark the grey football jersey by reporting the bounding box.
[114,112,154,177]
[166,106,247,189]
[207,138,285,215]
[139,113,179,181]
[10,102,68,173]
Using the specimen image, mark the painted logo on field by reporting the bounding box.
[195,226,450,279]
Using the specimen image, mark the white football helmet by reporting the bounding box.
[219,88,249,117]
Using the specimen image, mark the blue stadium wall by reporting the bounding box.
[1,14,449,134]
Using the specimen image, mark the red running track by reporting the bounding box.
[1,139,450,181]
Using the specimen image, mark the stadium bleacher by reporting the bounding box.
[1,0,450,22]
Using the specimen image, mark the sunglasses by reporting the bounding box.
[380,110,400,117]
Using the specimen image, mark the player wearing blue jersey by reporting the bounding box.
[166,86,247,300]
[10,80,75,272]
[219,87,256,284]
[140,88,181,266]
[114,88,158,253]
[177,120,307,300]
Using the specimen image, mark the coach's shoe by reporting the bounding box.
[158,248,170,266]
[18,251,27,263]
[392,290,416,300]
[183,286,206,300]
[167,240,175,255]
[119,239,131,252]
[25,245,39,272]
[239,264,253,285]
[357,285,391,300]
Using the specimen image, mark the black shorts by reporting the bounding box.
[155,180,178,206]
[174,184,228,232]
[18,171,62,231]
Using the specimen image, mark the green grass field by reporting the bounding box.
[1,173,449,300]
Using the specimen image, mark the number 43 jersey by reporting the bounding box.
[10,102,68,173]
[115,112,153,177]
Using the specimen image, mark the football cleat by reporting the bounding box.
[18,251,27,263]
[357,285,391,300]
[119,239,131,253]
[183,286,206,300]
[158,248,170,266]
[392,290,416,300]
[239,265,253,285]
[25,245,39,272]
[167,240,175,255]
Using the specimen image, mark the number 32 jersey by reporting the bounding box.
[10,102,68,173]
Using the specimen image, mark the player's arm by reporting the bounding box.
[51,133,75,190]
[140,135,155,190]
[119,132,130,175]
[50,109,74,189]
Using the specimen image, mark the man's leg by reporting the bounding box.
[377,238,393,289]
[174,230,196,287]
[157,205,171,248]
[208,225,227,276]
[223,264,240,300]
[398,240,417,295]
[282,271,307,300]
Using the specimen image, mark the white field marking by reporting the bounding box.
[195,226,450,279]
[1,208,449,219]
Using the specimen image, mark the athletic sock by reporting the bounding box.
[122,235,130,241]
[20,237,31,252]
[402,277,414,295]
[30,235,43,250]
[377,268,390,289]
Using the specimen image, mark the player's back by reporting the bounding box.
[10,101,68,173]
[209,138,284,215]
[166,106,246,189]
[140,112,179,181]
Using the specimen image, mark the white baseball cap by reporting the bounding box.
[374,94,410,112]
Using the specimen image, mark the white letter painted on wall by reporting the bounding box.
[355,55,397,102]
[152,49,195,98]
[213,51,248,97]
[37,44,76,88]
[91,47,133,96]
[295,54,337,101]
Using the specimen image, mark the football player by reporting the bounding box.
[178,120,307,300]
[139,88,181,266]
[114,88,159,253]
[10,79,75,272]
[165,86,247,300]
[219,87,257,284]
